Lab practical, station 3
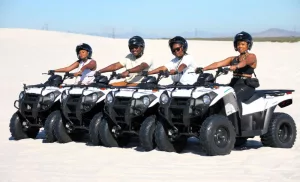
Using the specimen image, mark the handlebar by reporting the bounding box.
[141,70,171,77]
[93,71,123,81]
[217,67,230,74]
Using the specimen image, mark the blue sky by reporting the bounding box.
[1,0,299,37]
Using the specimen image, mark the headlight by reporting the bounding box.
[61,90,68,100]
[202,95,211,105]
[19,91,24,100]
[41,92,58,102]
[82,92,103,103]
[160,93,169,104]
[142,96,150,106]
[106,93,113,103]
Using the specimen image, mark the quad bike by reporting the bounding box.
[98,70,172,151]
[156,67,296,156]
[52,71,122,144]
[10,71,74,142]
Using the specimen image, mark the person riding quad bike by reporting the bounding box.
[148,36,198,85]
[50,43,97,85]
[96,36,154,87]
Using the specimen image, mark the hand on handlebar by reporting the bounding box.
[94,71,102,77]
[217,67,230,74]
[48,70,55,75]
[141,71,148,76]
[169,69,180,75]
[195,67,203,74]
[73,72,82,77]
[229,65,238,71]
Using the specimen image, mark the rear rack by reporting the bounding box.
[255,89,295,96]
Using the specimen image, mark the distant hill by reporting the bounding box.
[84,28,300,39]
[252,28,300,37]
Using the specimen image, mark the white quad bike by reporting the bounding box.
[51,71,121,144]
[10,71,74,142]
[98,70,172,151]
[156,67,297,156]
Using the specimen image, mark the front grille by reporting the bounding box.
[112,97,131,121]
[168,97,190,121]
[114,97,131,105]
[66,94,81,112]
[63,94,82,121]
[170,97,190,106]
[24,93,40,104]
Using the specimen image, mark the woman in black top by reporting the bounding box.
[201,31,258,102]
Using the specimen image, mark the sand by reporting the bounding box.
[0,28,299,182]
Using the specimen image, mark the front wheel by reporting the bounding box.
[89,112,104,146]
[9,111,40,140]
[155,120,187,153]
[260,112,297,148]
[98,118,130,148]
[43,110,60,143]
[139,115,157,151]
[199,114,236,156]
[53,111,85,143]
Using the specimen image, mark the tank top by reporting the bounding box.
[231,56,254,75]
[75,59,96,85]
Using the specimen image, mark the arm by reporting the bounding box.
[177,64,187,73]
[54,61,80,72]
[148,66,168,75]
[175,55,193,73]
[81,60,96,71]
[234,54,257,70]
[169,63,188,75]
[75,60,97,75]
[202,57,234,71]
[98,62,124,73]
[127,62,150,73]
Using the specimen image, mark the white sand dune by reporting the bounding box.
[0,28,299,182]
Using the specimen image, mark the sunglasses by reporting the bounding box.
[129,45,139,50]
[172,47,182,53]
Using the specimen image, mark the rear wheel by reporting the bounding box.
[139,115,157,151]
[199,114,236,156]
[235,137,248,147]
[155,120,187,153]
[99,118,130,147]
[260,112,297,148]
[9,111,40,140]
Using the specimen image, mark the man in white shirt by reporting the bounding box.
[148,36,197,85]
[97,36,153,86]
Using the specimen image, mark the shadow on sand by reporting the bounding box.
[9,130,264,156]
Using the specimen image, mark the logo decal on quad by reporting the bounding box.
[224,88,232,93]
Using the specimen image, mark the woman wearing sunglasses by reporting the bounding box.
[148,36,198,85]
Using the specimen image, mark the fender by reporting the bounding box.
[69,87,86,95]
[209,89,240,116]
[261,105,277,135]
[265,94,293,108]
[114,89,136,97]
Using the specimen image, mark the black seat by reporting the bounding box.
[242,91,265,104]
[194,73,215,86]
